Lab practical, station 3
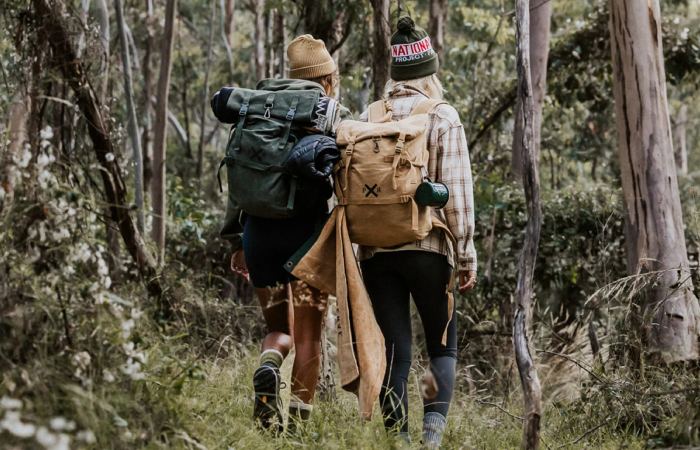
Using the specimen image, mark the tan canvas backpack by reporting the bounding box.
[334,98,446,247]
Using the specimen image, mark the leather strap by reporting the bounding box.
[410,98,447,117]
[230,92,252,153]
[368,100,388,123]
[277,96,300,151]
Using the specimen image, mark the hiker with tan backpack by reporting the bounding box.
[333,16,477,448]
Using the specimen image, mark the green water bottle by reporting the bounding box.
[415,179,449,209]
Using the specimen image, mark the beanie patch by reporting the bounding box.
[391,36,435,64]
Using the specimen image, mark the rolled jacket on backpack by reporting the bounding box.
[283,134,340,180]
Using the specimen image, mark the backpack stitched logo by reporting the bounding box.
[363,184,380,197]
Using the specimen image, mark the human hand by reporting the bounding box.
[458,270,477,293]
[230,250,249,280]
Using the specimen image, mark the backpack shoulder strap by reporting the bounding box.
[410,98,447,117]
[368,100,388,123]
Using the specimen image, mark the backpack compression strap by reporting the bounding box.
[368,100,391,123]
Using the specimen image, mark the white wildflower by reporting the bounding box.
[121,319,135,339]
[38,169,55,189]
[1,411,36,438]
[40,126,54,141]
[51,227,70,242]
[130,308,144,320]
[72,351,91,371]
[96,257,109,276]
[36,426,71,450]
[76,429,96,444]
[0,397,22,410]
[36,153,55,168]
[15,145,32,168]
[120,359,145,380]
[680,27,689,41]
[103,369,116,383]
[76,243,92,263]
[49,417,75,431]
[62,265,75,277]
[105,152,115,162]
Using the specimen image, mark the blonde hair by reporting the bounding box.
[383,74,445,100]
[308,72,340,97]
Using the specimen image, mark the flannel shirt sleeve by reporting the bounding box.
[435,108,477,273]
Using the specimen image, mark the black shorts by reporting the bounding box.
[242,213,323,288]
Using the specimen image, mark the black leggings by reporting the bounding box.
[361,251,457,433]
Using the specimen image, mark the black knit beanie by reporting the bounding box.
[390,16,439,81]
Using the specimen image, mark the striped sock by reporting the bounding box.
[422,412,447,449]
[260,349,284,368]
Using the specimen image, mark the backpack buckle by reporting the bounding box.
[372,137,381,153]
[239,102,249,117]
[286,107,297,121]
[264,94,274,119]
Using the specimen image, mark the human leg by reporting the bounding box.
[402,251,456,448]
[252,283,293,433]
[361,254,413,437]
[291,284,326,404]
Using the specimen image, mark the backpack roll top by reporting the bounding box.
[334,98,446,248]
[218,80,326,220]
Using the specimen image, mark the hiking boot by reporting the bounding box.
[252,364,284,433]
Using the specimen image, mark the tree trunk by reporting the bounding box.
[115,0,145,233]
[252,0,266,81]
[151,0,177,263]
[513,1,543,449]
[224,0,235,46]
[77,0,91,58]
[94,0,110,101]
[1,94,30,211]
[197,0,216,184]
[299,0,355,56]
[609,0,700,363]
[428,0,447,64]
[512,0,551,180]
[370,0,391,101]
[273,10,285,78]
[32,0,165,302]
[220,0,234,72]
[142,0,155,192]
[673,104,688,176]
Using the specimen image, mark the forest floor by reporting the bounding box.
[155,350,645,449]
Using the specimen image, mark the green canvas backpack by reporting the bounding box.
[217,79,327,225]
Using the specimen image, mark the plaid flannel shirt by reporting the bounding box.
[357,86,477,273]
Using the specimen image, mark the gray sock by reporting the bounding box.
[422,412,447,449]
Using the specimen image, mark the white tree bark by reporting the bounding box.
[151,0,177,263]
[609,0,700,362]
[513,0,543,448]
[428,0,447,64]
[115,0,145,233]
[673,104,688,175]
[252,0,266,81]
[95,0,110,101]
[197,0,217,183]
[512,0,552,180]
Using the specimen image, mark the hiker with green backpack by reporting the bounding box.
[210,35,348,433]
[333,16,477,448]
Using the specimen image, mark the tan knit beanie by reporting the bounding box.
[287,34,336,79]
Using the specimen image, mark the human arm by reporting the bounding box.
[434,106,478,288]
